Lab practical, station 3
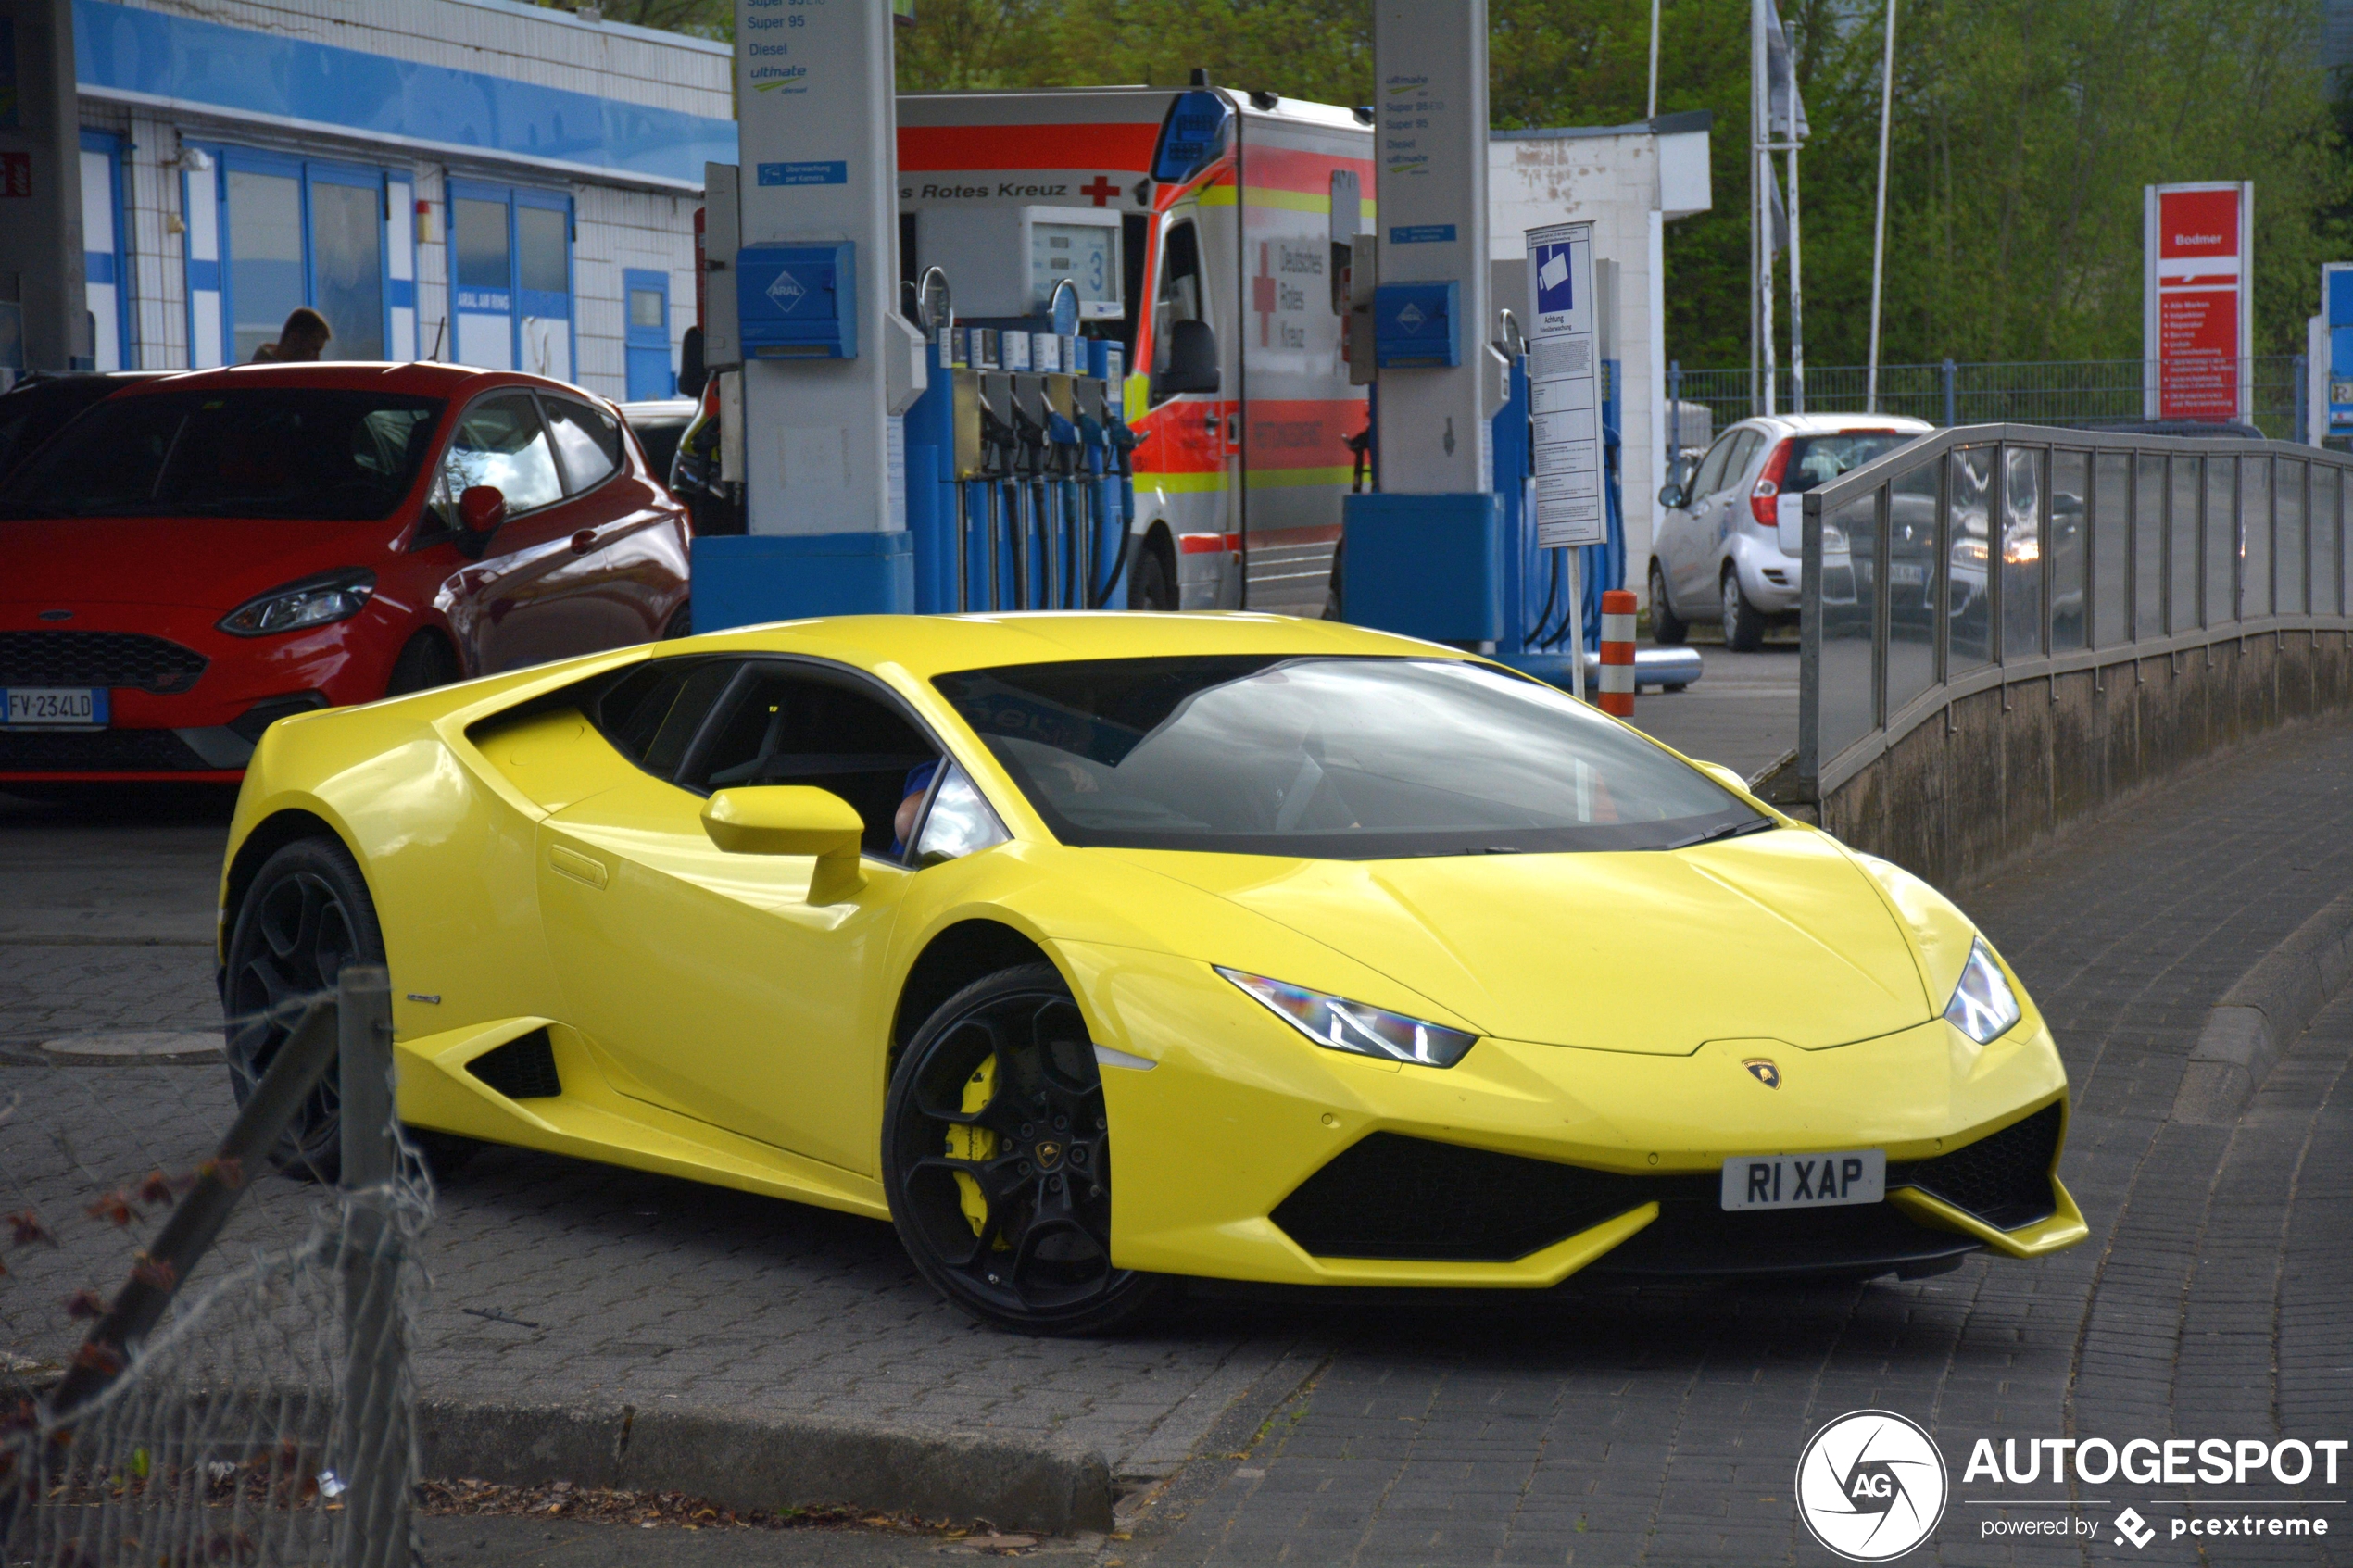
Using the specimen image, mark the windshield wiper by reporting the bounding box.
[1665,816,1777,851]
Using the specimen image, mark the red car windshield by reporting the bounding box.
[0,388,444,521]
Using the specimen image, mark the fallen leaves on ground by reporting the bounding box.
[414,1478,1054,1549]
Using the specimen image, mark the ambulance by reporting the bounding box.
[897,85,1375,614]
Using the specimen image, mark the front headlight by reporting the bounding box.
[218,568,376,637]
[1217,967,1478,1068]
[1944,938,2021,1044]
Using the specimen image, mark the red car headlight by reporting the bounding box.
[218,568,377,637]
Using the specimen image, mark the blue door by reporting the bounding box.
[623,269,673,400]
[79,131,130,370]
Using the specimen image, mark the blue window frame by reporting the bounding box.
[623,268,673,400]
[189,144,393,365]
[79,130,132,370]
[447,180,575,384]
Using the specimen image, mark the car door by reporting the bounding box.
[1686,429,1760,603]
[1136,210,1239,607]
[1664,431,1739,608]
[535,658,937,1174]
[534,391,676,648]
[432,390,594,671]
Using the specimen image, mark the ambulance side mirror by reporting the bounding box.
[1153,320,1221,398]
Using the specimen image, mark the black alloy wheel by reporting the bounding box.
[222,837,380,1184]
[662,600,693,639]
[221,836,474,1184]
[882,963,1173,1336]
[1649,559,1688,645]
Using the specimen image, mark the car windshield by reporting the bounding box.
[1782,432,1915,495]
[932,655,1766,858]
[0,389,445,521]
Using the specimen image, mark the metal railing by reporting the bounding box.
[1671,357,2309,443]
[1795,425,2353,802]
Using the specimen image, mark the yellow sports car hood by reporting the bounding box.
[1118,827,1934,1054]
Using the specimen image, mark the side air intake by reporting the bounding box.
[466,1028,563,1100]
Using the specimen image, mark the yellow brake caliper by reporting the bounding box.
[944,1054,998,1240]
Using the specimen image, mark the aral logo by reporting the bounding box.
[1796,1410,1949,1561]
[767,270,807,311]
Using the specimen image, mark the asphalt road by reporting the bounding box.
[5,710,2350,1566]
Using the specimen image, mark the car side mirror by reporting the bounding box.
[700,785,866,902]
[459,485,507,536]
[1657,482,1687,509]
[1151,319,1221,399]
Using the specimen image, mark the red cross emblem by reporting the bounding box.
[1081,176,1121,207]
[1252,242,1277,346]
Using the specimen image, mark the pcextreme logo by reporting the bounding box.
[1796,1411,1949,1562]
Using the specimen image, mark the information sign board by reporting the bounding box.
[1526,221,1604,549]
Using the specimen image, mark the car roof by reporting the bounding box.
[108,361,603,403]
[1730,413,1936,438]
[669,611,1469,683]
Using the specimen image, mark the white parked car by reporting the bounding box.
[1650,413,1932,649]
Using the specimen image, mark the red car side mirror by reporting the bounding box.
[459,485,507,537]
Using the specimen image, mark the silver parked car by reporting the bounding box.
[1651,412,1931,649]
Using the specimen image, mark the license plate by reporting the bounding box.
[1720,1149,1885,1211]
[2,687,108,728]
[1889,562,1926,586]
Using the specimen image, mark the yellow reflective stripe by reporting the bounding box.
[1244,466,1353,488]
[1136,470,1228,494]
[1124,373,1149,423]
[1197,185,1238,207]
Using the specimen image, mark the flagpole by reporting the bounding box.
[1646,0,1661,119]
[1866,0,1896,413]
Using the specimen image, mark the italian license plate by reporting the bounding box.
[2,687,108,728]
[1720,1149,1885,1211]
[1889,562,1927,586]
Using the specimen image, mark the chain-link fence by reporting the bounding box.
[2,972,426,1568]
[1669,358,2307,444]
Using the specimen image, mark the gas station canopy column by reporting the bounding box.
[1341,0,1509,646]
[695,0,929,631]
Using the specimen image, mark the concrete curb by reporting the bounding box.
[416,1399,1114,1534]
[2172,884,2353,1125]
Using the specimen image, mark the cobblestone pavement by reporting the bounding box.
[1129,718,2353,1566]
[6,714,2352,1567]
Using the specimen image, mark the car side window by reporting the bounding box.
[1688,433,1739,501]
[436,392,565,519]
[542,395,623,494]
[685,664,941,858]
[1149,219,1203,406]
[592,657,742,778]
[913,762,1011,866]
[1723,431,1765,492]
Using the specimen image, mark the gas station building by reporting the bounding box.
[60,0,731,399]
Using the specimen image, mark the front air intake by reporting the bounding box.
[1890,1102,2062,1230]
[466,1029,562,1100]
[1270,1132,1659,1262]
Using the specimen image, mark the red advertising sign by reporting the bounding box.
[2145,182,2251,422]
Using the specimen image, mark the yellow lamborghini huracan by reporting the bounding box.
[219,613,2086,1334]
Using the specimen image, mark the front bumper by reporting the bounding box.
[0,609,391,779]
[1067,944,2084,1288]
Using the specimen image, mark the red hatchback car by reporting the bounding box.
[0,362,690,782]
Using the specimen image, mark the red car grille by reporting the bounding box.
[0,631,208,693]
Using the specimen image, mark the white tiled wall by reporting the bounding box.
[573,183,700,401]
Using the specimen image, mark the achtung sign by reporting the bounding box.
[2144,182,2253,423]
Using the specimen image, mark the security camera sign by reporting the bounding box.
[1526,221,1604,548]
